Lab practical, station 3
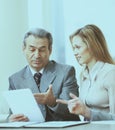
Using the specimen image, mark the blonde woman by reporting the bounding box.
[57,24,115,121]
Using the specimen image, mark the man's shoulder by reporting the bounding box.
[9,66,28,78]
[51,60,73,67]
[49,60,75,71]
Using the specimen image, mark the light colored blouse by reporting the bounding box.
[79,61,115,116]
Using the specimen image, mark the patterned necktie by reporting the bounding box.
[34,72,42,88]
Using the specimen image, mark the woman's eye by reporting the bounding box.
[74,45,80,49]
[77,46,80,49]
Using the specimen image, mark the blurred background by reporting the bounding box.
[0,0,115,114]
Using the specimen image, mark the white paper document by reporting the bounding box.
[0,121,89,128]
[3,89,45,122]
[24,121,89,128]
[0,121,38,128]
[0,114,9,123]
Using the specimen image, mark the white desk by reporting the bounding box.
[0,123,115,130]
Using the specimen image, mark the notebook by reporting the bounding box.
[2,88,45,122]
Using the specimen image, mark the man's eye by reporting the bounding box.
[39,48,46,52]
[30,48,35,51]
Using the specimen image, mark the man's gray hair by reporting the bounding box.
[23,28,53,50]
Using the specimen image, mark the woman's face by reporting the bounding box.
[71,35,94,66]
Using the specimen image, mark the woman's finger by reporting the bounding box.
[56,99,68,105]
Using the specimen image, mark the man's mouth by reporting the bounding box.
[33,60,41,64]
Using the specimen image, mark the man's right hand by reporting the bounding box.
[34,85,56,107]
[9,114,29,122]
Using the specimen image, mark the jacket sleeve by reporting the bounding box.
[50,66,79,116]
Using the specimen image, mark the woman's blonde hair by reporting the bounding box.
[70,24,114,64]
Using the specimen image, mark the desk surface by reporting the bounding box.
[1,123,115,130]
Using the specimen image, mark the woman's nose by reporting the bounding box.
[73,49,78,55]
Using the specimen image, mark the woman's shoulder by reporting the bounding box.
[104,62,115,71]
[100,63,115,78]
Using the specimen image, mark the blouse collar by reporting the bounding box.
[82,61,105,81]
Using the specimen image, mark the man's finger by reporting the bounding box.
[47,84,52,92]
[33,93,43,98]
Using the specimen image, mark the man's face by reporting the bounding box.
[23,35,52,71]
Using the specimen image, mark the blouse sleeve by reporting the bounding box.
[90,110,115,121]
[103,69,115,113]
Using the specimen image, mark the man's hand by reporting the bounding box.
[9,114,29,122]
[34,84,56,107]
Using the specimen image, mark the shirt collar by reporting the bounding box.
[29,66,44,76]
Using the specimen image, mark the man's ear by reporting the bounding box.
[49,47,52,55]
[22,44,26,55]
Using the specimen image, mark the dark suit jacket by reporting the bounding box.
[9,60,80,121]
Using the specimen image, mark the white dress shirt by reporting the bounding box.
[29,66,44,76]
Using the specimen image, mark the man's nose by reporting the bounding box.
[34,50,40,57]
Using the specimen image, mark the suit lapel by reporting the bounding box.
[22,62,57,93]
[40,61,57,92]
[23,66,40,93]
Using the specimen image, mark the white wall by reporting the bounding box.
[28,0,115,74]
[63,0,115,84]
[0,0,28,114]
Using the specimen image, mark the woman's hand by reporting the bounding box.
[56,93,91,119]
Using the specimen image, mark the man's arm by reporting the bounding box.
[50,66,79,117]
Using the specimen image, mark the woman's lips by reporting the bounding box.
[76,56,81,61]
